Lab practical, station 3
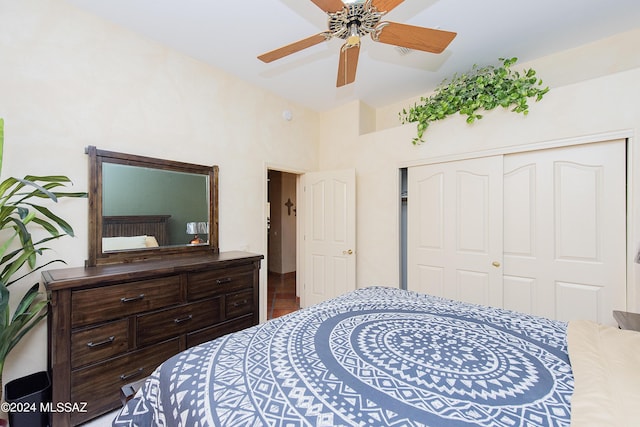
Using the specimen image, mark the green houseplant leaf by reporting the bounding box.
[0,118,86,403]
[399,57,550,144]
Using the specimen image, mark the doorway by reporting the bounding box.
[267,170,300,319]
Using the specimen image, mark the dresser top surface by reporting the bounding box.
[43,251,263,290]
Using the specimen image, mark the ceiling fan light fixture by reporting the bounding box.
[347,35,361,46]
[346,23,361,47]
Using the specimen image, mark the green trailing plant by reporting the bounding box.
[0,117,86,403]
[400,57,550,144]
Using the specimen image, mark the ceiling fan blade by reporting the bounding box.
[371,0,404,13]
[258,33,329,63]
[336,44,360,87]
[310,0,345,13]
[375,22,457,53]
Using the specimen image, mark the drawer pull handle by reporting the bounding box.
[121,294,145,303]
[216,277,232,285]
[87,336,115,348]
[174,315,193,324]
[120,368,144,381]
[233,300,248,307]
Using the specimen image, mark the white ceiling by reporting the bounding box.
[66,0,640,112]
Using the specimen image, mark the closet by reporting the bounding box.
[407,139,626,324]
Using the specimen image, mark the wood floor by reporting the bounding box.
[267,271,300,319]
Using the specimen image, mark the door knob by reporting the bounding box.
[492,261,501,267]
[343,249,353,255]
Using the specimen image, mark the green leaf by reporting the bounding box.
[29,204,75,236]
[12,283,40,321]
[0,118,3,177]
[399,57,549,143]
[0,285,9,330]
[7,258,66,287]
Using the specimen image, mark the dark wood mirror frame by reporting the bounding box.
[86,146,219,266]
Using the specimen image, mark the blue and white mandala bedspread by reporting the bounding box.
[113,287,573,426]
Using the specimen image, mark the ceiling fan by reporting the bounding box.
[257,0,457,87]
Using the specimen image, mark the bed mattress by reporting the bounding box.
[113,286,573,426]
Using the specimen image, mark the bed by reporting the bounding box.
[112,286,640,426]
[102,215,170,250]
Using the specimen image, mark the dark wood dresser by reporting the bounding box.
[43,251,262,426]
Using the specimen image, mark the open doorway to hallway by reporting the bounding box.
[267,170,300,319]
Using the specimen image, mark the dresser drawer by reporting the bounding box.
[187,264,253,300]
[226,289,254,319]
[71,319,129,368]
[136,298,222,347]
[187,314,254,348]
[70,338,179,425]
[71,275,181,327]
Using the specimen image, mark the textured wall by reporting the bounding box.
[0,0,319,382]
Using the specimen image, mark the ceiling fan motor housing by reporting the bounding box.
[328,0,385,43]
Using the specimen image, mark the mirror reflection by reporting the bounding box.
[102,163,209,250]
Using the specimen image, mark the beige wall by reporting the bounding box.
[317,29,640,317]
[279,172,297,274]
[0,0,319,383]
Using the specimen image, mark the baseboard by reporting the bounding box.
[268,270,296,280]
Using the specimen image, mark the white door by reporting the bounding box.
[303,169,356,307]
[503,140,626,324]
[408,156,504,307]
[408,140,626,325]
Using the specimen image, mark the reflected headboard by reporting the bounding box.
[102,215,171,246]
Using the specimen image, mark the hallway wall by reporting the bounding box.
[268,170,297,274]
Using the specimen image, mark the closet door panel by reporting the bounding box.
[457,269,490,306]
[408,156,503,306]
[503,140,626,324]
[417,172,445,250]
[503,161,544,315]
[503,275,536,314]
[457,171,491,254]
[555,162,601,261]
[503,164,536,257]
[416,265,445,297]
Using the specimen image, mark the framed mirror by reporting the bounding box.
[86,146,219,266]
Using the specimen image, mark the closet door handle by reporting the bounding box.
[492,261,501,268]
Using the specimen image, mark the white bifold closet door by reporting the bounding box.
[407,155,504,307]
[408,139,626,324]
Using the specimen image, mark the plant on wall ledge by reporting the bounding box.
[399,57,550,145]
[0,118,86,404]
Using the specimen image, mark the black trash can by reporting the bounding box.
[4,371,51,427]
